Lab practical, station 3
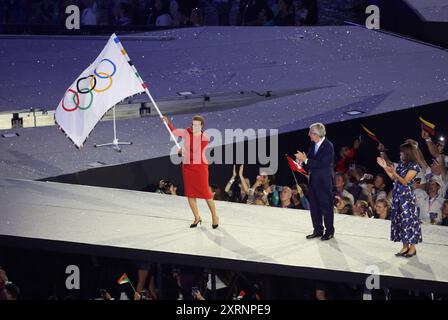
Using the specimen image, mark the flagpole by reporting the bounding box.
[286,154,309,181]
[112,106,117,143]
[94,105,132,152]
[286,154,300,186]
[143,88,181,150]
[128,280,137,293]
[290,168,300,186]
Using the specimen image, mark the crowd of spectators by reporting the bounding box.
[0,0,368,28]
[154,129,448,228]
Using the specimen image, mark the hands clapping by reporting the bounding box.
[295,150,307,162]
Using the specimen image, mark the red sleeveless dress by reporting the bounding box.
[167,121,213,199]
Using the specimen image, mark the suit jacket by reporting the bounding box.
[305,138,335,192]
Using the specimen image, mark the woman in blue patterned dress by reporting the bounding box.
[377,142,422,258]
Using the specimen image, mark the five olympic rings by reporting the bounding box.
[62,59,117,112]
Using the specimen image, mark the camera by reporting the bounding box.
[159,180,173,194]
[253,186,265,199]
[191,287,200,296]
[271,185,283,192]
[360,174,374,185]
[430,212,438,223]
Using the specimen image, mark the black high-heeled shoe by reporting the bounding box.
[212,217,219,229]
[395,248,409,257]
[190,218,202,228]
[404,249,417,258]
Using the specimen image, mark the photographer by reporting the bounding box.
[247,185,269,206]
[192,287,205,300]
[246,172,272,206]
[155,179,177,195]
[353,200,373,218]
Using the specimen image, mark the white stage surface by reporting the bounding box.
[1,178,448,292]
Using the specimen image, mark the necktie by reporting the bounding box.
[314,144,318,155]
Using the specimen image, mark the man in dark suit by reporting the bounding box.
[296,123,335,240]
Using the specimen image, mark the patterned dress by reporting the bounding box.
[391,161,422,244]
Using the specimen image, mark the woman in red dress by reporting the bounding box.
[162,115,219,229]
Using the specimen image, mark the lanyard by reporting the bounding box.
[428,196,439,211]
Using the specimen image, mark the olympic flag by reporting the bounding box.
[55,34,146,148]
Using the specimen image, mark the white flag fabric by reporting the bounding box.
[55,33,145,148]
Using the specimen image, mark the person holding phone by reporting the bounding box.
[191,287,205,300]
[377,142,422,257]
[162,115,219,229]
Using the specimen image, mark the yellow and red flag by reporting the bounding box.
[361,125,380,143]
[419,116,436,136]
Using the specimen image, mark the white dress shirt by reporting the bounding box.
[305,137,325,165]
[416,192,444,224]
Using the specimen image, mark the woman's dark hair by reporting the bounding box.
[375,173,388,184]
[400,142,417,163]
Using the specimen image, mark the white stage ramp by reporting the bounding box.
[1,178,448,292]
